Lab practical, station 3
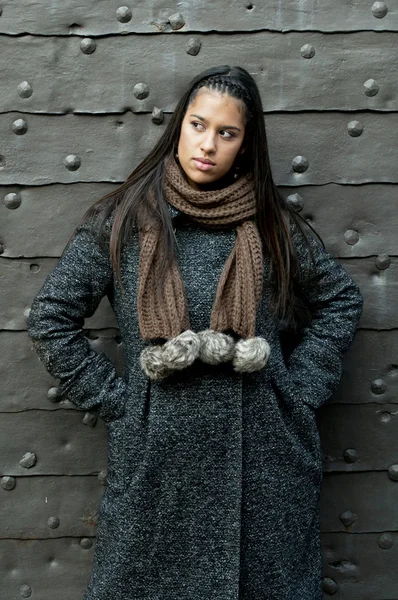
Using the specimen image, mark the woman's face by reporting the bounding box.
[177,87,247,189]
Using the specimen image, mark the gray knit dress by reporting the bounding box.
[27,204,363,599]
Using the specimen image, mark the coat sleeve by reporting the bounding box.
[27,217,127,423]
[282,219,364,410]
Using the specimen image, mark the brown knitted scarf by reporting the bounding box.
[137,154,264,341]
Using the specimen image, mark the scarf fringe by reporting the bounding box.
[140,329,271,381]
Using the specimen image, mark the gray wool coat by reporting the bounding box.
[27,203,363,600]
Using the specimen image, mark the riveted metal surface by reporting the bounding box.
[321,532,398,599]
[321,471,398,533]
[0,0,397,35]
[0,410,108,476]
[0,331,124,411]
[0,539,94,600]
[0,33,397,113]
[0,476,104,538]
[1,112,398,186]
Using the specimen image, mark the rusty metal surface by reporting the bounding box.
[1,111,398,187]
[1,32,397,113]
[0,0,396,35]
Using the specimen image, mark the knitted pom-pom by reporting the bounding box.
[140,345,171,381]
[162,330,201,371]
[232,336,271,373]
[197,329,236,365]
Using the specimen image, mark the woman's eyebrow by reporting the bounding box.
[189,114,241,132]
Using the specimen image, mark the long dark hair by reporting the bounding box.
[72,65,323,332]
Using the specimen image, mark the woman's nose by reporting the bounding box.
[200,132,216,153]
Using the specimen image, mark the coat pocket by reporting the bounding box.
[105,379,150,495]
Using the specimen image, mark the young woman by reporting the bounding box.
[27,65,363,599]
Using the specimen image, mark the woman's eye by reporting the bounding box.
[191,121,205,130]
[220,130,235,139]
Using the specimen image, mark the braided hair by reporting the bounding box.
[188,74,254,122]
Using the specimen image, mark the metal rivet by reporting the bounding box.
[20,584,32,598]
[17,81,33,99]
[98,469,108,486]
[20,452,37,469]
[364,78,379,97]
[133,83,149,100]
[64,155,81,171]
[388,464,398,481]
[1,475,16,490]
[80,38,96,54]
[186,38,202,56]
[286,193,304,212]
[47,387,62,403]
[371,1,388,18]
[3,192,21,209]
[322,576,338,594]
[300,44,315,59]
[378,532,394,549]
[80,537,93,549]
[371,378,387,394]
[344,229,360,245]
[12,118,28,135]
[47,516,60,529]
[292,156,309,173]
[375,253,391,270]
[347,120,363,137]
[168,13,185,30]
[116,6,132,23]
[343,448,358,463]
[379,411,391,423]
[151,107,164,124]
[82,412,98,427]
[340,510,357,527]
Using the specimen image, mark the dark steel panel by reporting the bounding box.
[0,538,94,600]
[332,330,398,405]
[0,182,117,258]
[2,182,397,258]
[0,0,396,34]
[0,330,123,412]
[320,471,398,533]
[343,258,398,329]
[322,532,398,599]
[0,410,107,476]
[0,475,104,538]
[319,403,398,472]
[0,256,118,329]
[1,111,398,186]
[0,32,397,113]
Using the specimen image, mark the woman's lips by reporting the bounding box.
[193,158,215,171]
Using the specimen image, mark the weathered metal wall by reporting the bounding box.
[1,1,397,598]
